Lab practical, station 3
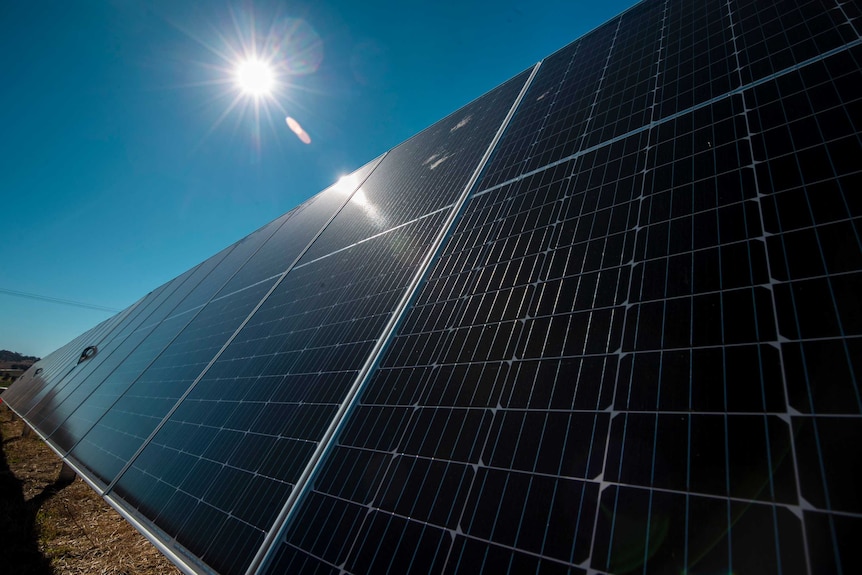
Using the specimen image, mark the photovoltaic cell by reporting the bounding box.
[3,1,861,574]
[581,0,665,147]
[216,156,383,297]
[30,155,376,448]
[266,130,647,574]
[8,288,165,417]
[68,278,279,484]
[479,20,617,189]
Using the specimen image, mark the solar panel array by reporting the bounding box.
[4,0,861,573]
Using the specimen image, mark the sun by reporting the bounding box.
[185,10,324,149]
[236,58,274,96]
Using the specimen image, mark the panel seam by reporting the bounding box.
[2,403,205,575]
[723,0,815,572]
[102,154,387,496]
[471,37,862,201]
[246,61,543,575]
[58,241,251,459]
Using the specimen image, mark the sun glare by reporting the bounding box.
[236,59,274,96]
[188,11,326,151]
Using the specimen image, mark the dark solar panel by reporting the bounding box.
[110,70,530,575]
[35,223,280,455]
[1,305,137,412]
[3,1,861,574]
[261,1,862,573]
[63,157,385,485]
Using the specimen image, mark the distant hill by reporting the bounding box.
[0,350,40,385]
[0,350,41,363]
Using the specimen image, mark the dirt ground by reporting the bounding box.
[0,403,182,575]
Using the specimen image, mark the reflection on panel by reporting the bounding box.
[217,155,383,297]
[24,275,187,431]
[299,70,533,262]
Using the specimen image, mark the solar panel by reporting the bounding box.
[63,157,387,486]
[4,0,861,574]
[2,302,138,411]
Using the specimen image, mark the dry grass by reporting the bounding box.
[1,404,182,575]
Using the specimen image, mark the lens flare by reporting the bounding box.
[285,116,311,144]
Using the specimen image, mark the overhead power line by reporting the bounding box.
[0,287,121,313]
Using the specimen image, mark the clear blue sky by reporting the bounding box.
[0,0,636,358]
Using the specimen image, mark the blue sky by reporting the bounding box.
[0,0,636,358]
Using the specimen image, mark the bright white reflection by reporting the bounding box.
[334,174,358,194]
[423,152,451,170]
[236,58,274,95]
[351,189,371,208]
[450,114,472,132]
[332,174,385,227]
[351,189,385,227]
